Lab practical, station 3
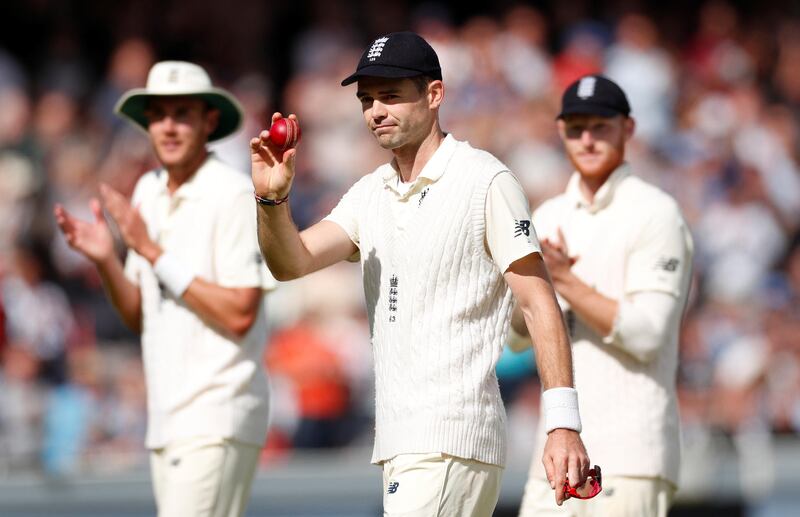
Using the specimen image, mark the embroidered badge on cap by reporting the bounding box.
[368,37,389,61]
[577,76,597,99]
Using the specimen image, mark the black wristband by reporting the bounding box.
[255,192,289,206]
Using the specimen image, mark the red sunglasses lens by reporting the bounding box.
[563,466,602,499]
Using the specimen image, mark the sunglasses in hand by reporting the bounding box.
[563,465,602,500]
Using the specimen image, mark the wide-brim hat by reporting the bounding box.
[114,61,243,142]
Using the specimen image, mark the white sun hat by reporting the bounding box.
[114,61,243,142]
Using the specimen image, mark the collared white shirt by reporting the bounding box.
[529,162,693,485]
[328,134,540,275]
[124,154,276,449]
[323,134,540,467]
[549,164,692,299]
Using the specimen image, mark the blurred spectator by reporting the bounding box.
[773,20,800,111]
[606,13,676,144]
[90,38,155,134]
[41,345,102,476]
[0,344,46,476]
[1,238,74,384]
[0,48,27,91]
[0,150,39,255]
[212,72,274,174]
[684,0,754,88]
[32,90,82,156]
[552,21,607,90]
[88,347,147,472]
[696,165,787,303]
[0,289,6,358]
[0,85,33,150]
[711,333,775,500]
[291,0,358,75]
[41,344,148,476]
[266,315,353,449]
[496,5,553,101]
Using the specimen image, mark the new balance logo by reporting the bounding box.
[655,257,679,272]
[387,481,399,494]
[577,76,597,99]
[514,220,531,237]
[368,37,389,61]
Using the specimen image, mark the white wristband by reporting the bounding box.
[542,387,582,434]
[153,252,194,298]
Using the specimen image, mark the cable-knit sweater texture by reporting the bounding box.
[355,140,513,467]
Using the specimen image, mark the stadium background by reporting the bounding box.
[1,0,800,515]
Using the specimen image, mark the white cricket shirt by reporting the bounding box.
[529,163,693,486]
[125,154,276,449]
[330,134,539,274]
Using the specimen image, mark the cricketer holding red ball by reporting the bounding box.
[511,75,694,517]
[251,32,591,516]
[55,61,275,517]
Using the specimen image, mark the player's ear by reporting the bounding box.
[428,80,444,109]
[623,116,635,140]
[205,107,221,138]
[556,119,567,140]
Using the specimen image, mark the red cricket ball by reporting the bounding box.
[268,118,301,150]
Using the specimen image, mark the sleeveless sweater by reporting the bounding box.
[356,140,514,467]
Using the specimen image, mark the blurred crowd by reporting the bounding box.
[1,1,799,499]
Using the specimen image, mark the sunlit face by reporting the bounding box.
[143,97,218,168]
[356,76,442,150]
[557,114,634,180]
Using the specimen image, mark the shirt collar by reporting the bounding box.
[381,134,458,194]
[156,152,215,200]
[565,162,631,213]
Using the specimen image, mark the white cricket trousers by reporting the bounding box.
[382,452,503,517]
[518,476,675,517]
[150,436,261,517]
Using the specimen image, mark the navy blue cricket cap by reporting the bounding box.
[558,75,631,119]
[341,31,442,86]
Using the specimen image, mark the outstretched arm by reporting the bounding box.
[251,113,357,280]
[505,253,590,506]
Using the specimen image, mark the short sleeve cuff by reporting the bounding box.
[322,217,361,262]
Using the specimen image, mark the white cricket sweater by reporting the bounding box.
[529,165,693,486]
[353,140,515,467]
